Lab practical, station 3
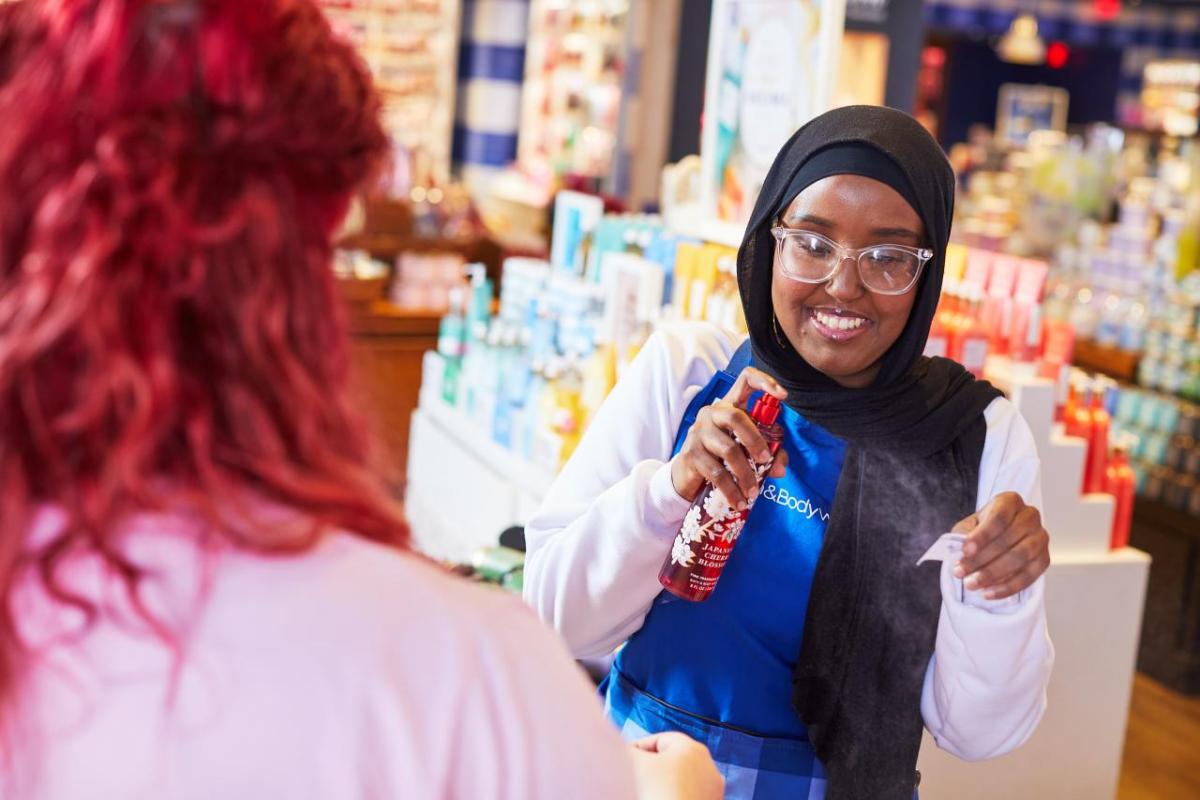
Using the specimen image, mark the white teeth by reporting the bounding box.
[814,311,866,331]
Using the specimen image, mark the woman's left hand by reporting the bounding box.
[950,493,1050,600]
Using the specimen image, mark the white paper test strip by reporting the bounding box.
[918,532,967,565]
[918,533,1024,615]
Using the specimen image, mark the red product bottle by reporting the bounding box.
[1105,440,1135,550]
[1010,302,1043,364]
[1085,383,1111,494]
[957,289,989,378]
[1065,380,1093,439]
[924,308,951,359]
[659,394,785,602]
[1059,371,1078,426]
[1066,380,1095,492]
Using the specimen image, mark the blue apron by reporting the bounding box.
[603,341,849,799]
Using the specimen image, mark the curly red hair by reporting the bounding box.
[0,0,406,708]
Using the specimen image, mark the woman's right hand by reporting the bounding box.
[629,732,724,800]
[670,367,789,507]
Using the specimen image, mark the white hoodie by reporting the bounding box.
[524,321,1054,762]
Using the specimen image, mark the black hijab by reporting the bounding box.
[737,106,1001,798]
[739,104,999,456]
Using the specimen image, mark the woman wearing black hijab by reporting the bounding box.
[525,106,1053,800]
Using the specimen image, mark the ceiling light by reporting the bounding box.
[997,14,1046,66]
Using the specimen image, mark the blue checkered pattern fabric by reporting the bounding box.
[604,669,829,800]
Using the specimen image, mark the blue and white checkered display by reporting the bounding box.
[453,0,529,189]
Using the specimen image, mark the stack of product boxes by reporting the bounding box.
[426,191,744,474]
[926,243,1062,385]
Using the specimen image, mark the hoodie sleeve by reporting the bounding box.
[522,322,740,659]
[921,397,1055,760]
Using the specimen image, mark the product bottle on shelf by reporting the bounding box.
[517,359,548,461]
[1010,302,1043,364]
[1041,321,1077,422]
[459,320,489,414]
[531,359,565,471]
[437,287,468,357]
[580,338,617,428]
[943,278,963,316]
[924,305,951,359]
[1105,435,1136,550]
[944,283,965,359]
[956,288,989,378]
[659,394,785,602]
[437,287,468,405]
[1085,379,1112,494]
[491,326,522,449]
[465,264,493,329]
[1066,378,1097,495]
[534,354,583,468]
[1061,371,1081,427]
[474,323,505,435]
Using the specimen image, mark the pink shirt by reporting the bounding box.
[4,508,636,799]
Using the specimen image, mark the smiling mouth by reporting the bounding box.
[807,307,873,341]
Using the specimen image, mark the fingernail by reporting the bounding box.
[749,487,759,502]
[759,451,772,463]
[965,574,980,590]
[953,564,965,579]
[737,501,748,511]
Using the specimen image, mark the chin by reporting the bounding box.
[803,346,866,375]
[799,347,877,387]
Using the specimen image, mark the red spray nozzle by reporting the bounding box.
[750,394,782,426]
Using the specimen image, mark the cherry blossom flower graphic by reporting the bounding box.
[679,505,704,543]
[703,490,733,521]
[716,523,743,544]
[671,536,696,567]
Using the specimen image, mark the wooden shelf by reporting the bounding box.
[343,299,441,492]
[348,300,442,337]
[1133,495,1200,541]
[1073,338,1141,384]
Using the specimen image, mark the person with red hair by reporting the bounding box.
[0,1,721,797]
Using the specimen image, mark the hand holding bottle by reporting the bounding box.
[662,374,788,601]
[629,732,724,800]
[670,367,790,507]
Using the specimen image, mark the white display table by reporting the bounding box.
[917,547,1149,800]
[915,360,1151,800]
[406,358,1151,800]
[405,388,553,562]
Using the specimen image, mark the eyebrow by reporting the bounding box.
[783,213,923,243]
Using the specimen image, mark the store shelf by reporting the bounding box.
[417,389,554,496]
[1133,495,1199,540]
[348,301,443,337]
[664,203,747,249]
[1073,338,1141,384]
[406,395,554,561]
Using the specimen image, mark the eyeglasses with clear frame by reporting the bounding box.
[770,227,933,296]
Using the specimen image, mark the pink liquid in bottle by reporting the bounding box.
[659,394,785,602]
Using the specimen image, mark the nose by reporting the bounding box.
[825,254,866,301]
